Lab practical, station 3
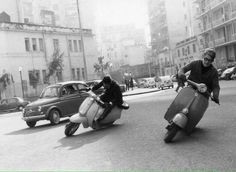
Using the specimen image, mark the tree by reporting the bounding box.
[93,56,112,78]
[46,49,64,83]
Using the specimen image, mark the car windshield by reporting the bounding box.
[40,86,59,98]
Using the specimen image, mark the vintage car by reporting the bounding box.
[156,75,174,90]
[0,97,29,112]
[22,81,90,128]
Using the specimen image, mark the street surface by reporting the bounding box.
[0,81,236,171]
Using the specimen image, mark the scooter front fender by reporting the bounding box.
[69,113,87,123]
[172,113,188,128]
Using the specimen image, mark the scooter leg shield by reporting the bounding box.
[70,113,87,123]
[172,113,188,128]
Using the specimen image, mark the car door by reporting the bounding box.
[7,98,18,110]
[59,84,82,116]
[0,99,8,111]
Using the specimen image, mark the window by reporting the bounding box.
[71,68,76,80]
[25,38,30,51]
[56,70,63,82]
[73,40,78,52]
[182,48,185,55]
[78,40,83,52]
[28,70,40,87]
[77,68,80,80]
[39,38,44,51]
[53,39,59,51]
[68,40,73,52]
[32,38,37,51]
[82,68,85,80]
[193,44,196,53]
[42,70,47,84]
[187,46,190,54]
[178,49,180,57]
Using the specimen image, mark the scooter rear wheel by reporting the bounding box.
[64,122,80,137]
[164,123,179,143]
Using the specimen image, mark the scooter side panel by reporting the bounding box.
[86,102,100,126]
[164,87,195,121]
[99,106,122,124]
[185,93,208,133]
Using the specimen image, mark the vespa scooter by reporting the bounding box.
[164,79,219,143]
[64,90,129,137]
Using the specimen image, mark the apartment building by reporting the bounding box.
[196,0,236,68]
[175,36,201,69]
[0,21,97,98]
[148,0,186,76]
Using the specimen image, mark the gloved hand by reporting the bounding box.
[178,74,187,82]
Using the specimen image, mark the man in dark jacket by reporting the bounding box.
[178,48,220,104]
[92,76,123,121]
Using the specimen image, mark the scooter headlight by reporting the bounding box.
[198,84,207,93]
[182,108,189,114]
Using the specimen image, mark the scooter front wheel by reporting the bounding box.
[164,123,179,143]
[64,122,80,137]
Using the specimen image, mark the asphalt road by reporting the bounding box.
[0,80,236,171]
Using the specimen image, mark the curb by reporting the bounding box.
[123,89,160,97]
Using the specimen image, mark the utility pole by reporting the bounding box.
[76,0,88,80]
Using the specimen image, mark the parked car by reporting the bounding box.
[156,75,174,90]
[0,97,29,113]
[220,66,236,80]
[22,81,90,128]
[138,77,156,88]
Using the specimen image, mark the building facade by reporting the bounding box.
[175,36,201,69]
[196,0,236,68]
[148,0,187,76]
[0,22,98,98]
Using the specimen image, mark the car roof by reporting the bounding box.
[48,80,87,87]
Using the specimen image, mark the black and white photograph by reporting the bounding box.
[0,0,236,171]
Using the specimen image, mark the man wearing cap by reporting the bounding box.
[178,48,220,104]
[92,76,123,122]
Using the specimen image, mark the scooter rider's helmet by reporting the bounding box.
[203,48,216,61]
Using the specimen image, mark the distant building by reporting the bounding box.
[98,24,147,70]
[195,0,236,68]
[175,36,201,69]
[148,0,189,76]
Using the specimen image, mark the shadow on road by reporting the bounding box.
[55,123,124,150]
[5,119,69,135]
[167,127,210,144]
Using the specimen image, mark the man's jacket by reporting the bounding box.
[92,80,123,106]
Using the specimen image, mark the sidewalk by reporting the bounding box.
[122,87,160,97]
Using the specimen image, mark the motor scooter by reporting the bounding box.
[164,79,219,143]
[64,90,129,137]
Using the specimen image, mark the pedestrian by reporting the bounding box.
[129,77,134,90]
[178,48,220,104]
[125,78,129,91]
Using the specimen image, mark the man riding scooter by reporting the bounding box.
[92,76,123,123]
[178,48,220,103]
[163,48,220,143]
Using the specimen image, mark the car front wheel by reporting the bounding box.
[49,109,60,125]
[26,121,36,128]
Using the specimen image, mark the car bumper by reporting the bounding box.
[22,115,46,122]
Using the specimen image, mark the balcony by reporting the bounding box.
[196,0,226,17]
[212,17,225,27]
[215,37,225,45]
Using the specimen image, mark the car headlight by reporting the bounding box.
[38,106,42,112]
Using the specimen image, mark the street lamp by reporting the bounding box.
[18,66,24,98]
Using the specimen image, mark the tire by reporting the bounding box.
[65,122,80,137]
[164,124,179,143]
[49,109,60,125]
[26,121,36,128]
